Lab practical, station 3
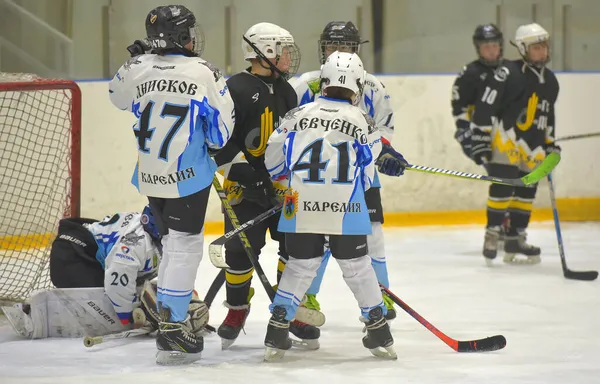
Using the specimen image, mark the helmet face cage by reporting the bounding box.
[318,40,360,64]
[245,34,301,80]
[318,21,362,64]
[278,42,301,79]
[188,23,205,57]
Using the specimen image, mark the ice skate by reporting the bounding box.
[503,230,541,264]
[264,306,292,361]
[217,303,250,350]
[155,308,203,366]
[290,319,320,350]
[483,226,502,266]
[362,307,397,360]
[295,293,326,327]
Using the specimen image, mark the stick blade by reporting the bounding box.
[456,335,506,352]
[208,243,229,269]
[521,152,561,185]
[565,270,598,281]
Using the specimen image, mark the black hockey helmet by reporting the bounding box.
[145,5,205,57]
[318,21,368,64]
[472,24,503,67]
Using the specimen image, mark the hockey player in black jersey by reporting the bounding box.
[492,23,559,264]
[452,23,559,265]
[213,22,321,349]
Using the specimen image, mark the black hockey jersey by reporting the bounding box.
[508,59,559,150]
[215,70,298,203]
[451,59,525,134]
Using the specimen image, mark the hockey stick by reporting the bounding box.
[209,204,282,268]
[203,269,226,308]
[83,327,152,347]
[555,132,600,142]
[210,177,323,326]
[211,176,276,301]
[547,173,598,281]
[381,284,506,352]
[405,152,560,187]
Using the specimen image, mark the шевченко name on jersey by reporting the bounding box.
[141,167,196,185]
[287,117,368,144]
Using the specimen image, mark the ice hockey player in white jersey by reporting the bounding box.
[263,52,397,361]
[108,5,233,365]
[2,207,209,341]
[289,21,404,322]
[49,207,162,326]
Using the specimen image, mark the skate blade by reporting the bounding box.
[221,337,236,350]
[295,307,326,327]
[369,345,398,360]
[484,257,495,267]
[291,338,320,350]
[156,350,201,365]
[503,254,541,265]
[264,346,287,362]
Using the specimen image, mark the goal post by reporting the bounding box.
[0,73,81,304]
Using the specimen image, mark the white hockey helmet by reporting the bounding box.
[513,23,550,65]
[320,51,366,101]
[242,22,301,78]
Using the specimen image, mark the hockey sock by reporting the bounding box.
[157,230,203,322]
[271,257,321,321]
[337,256,386,318]
[306,248,331,296]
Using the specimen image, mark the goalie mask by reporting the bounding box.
[512,23,550,68]
[145,5,205,57]
[318,21,368,64]
[242,22,301,80]
[320,51,366,105]
[472,24,503,67]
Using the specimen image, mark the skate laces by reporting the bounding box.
[223,307,249,328]
[302,294,321,311]
[382,294,395,310]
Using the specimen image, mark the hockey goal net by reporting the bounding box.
[0,73,81,304]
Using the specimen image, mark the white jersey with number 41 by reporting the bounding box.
[265,96,382,236]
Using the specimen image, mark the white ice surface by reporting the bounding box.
[1,222,599,384]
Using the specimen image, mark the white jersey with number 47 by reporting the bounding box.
[109,54,234,198]
[265,97,382,236]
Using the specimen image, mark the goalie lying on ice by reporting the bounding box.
[1,207,209,339]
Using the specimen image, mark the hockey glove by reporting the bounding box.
[470,128,492,165]
[127,39,152,57]
[239,171,278,209]
[545,142,561,155]
[375,138,408,177]
[454,127,472,158]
